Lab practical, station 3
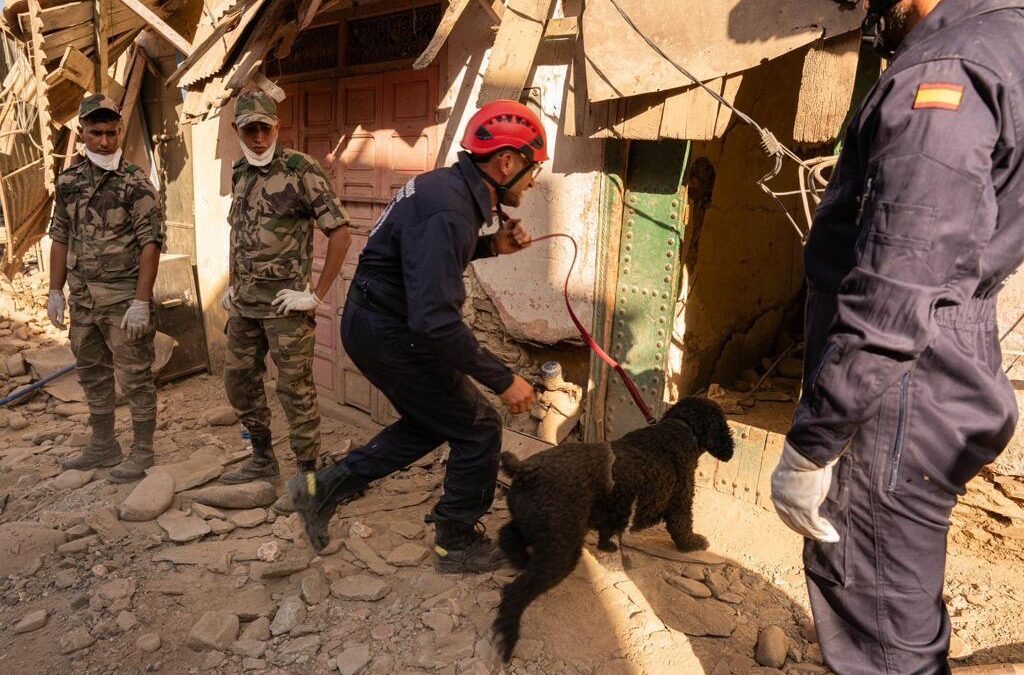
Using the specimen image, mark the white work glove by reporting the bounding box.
[220,287,235,312]
[271,284,321,315]
[47,289,67,329]
[120,299,151,341]
[771,440,840,543]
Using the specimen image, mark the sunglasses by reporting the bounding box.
[515,151,543,179]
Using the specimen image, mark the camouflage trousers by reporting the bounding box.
[69,300,156,421]
[223,314,321,462]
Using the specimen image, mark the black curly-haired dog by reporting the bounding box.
[492,396,734,661]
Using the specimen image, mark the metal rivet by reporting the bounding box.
[656,342,664,349]
[658,330,665,336]
[663,293,670,299]
[671,199,679,207]
[664,276,671,283]
[616,332,623,339]
[655,354,663,361]
[625,244,632,251]
[659,317,667,323]
[624,256,631,263]
[621,286,628,292]
[660,305,667,311]
[670,213,677,220]
[626,219,634,227]
[667,239,675,246]
[665,264,672,271]
[631,286,638,293]
[626,232,633,239]
[666,251,673,258]
[641,289,648,296]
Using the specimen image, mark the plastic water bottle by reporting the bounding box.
[241,429,253,453]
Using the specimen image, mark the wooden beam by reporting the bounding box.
[94,0,109,95]
[27,0,56,194]
[18,2,93,34]
[297,0,323,30]
[477,0,554,105]
[114,0,192,55]
[167,0,268,87]
[118,52,147,143]
[413,0,473,70]
[543,16,576,40]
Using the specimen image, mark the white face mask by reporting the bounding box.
[240,139,276,167]
[86,148,122,172]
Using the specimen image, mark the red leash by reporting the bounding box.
[529,232,657,425]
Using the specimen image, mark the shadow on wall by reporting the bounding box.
[727,0,862,43]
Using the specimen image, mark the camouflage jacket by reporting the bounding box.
[228,147,349,318]
[48,158,165,309]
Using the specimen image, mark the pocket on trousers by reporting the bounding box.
[803,452,852,587]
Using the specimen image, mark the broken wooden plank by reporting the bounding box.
[94,0,109,95]
[543,16,576,40]
[51,46,94,89]
[18,2,92,34]
[117,51,146,140]
[793,32,861,144]
[477,0,554,105]
[413,0,473,71]
[114,0,191,54]
[620,92,664,140]
[45,47,96,124]
[170,0,268,87]
[27,0,55,193]
[223,0,296,93]
[297,0,322,30]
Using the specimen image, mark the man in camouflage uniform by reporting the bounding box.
[47,94,165,483]
[221,91,351,485]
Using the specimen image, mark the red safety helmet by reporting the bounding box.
[461,100,549,163]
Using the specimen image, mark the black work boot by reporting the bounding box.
[222,432,279,484]
[109,419,156,483]
[433,515,507,574]
[61,413,123,471]
[289,462,369,552]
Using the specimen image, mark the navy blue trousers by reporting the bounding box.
[338,303,503,525]
[804,299,1017,674]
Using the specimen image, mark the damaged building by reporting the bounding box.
[2,0,1022,511]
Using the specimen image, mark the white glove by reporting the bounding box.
[271,284,321,315]
[220,287,235,312]
[120,299,151,341]
[771,440,840,543]
[47,289,67,329]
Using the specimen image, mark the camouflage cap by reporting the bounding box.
[235,91,278,127]
[79,93,120,119]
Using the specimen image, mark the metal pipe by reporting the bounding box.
[0,364,75,407]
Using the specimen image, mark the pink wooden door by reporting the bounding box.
[278,66,439,423]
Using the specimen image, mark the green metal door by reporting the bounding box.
[604,140,690,438]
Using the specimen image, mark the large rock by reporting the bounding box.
[335,644,371,675]
[136,633,161,653]
[300,571,330,605]
[58,627,96,654]
[120,472,175,521]
[0,523,66,575]
[54,469,95,490]
[87,507,128,543]
[157,511,212,543]
[229,508,267,528]
[14,609,48,634]
[756,625,789,668]
[270,596,306,636]
[5,353,27,377]
[187,611,239,650]
[7,411,29,431]
[330,575,391,602]
[148,450,224,492]
[206,406,238,426]
[385,543,428,567]
[54,402,90,417]
[345,537,396,576]
[239,616,271,641]
[187,482,277,509]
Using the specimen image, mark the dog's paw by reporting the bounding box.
[673,533,709,552]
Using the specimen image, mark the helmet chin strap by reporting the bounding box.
[475,161,534,223]
[862,0,903,59]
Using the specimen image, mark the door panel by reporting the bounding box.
[280,66,438,424]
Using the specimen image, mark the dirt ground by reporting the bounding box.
[3,270,1024,675]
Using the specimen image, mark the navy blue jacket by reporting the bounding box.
[790,0,1024,466]
[352,152,514,394]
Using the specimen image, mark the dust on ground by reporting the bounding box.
[3,269,1024,675]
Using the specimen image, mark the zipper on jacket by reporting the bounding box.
[809,342,838,395]
[854,177,875,253]
[887,372,912,492]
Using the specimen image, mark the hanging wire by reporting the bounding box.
[604,0,814,242]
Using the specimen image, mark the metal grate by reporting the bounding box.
[346,4,443,66]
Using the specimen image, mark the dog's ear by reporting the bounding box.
[707,421,735,462]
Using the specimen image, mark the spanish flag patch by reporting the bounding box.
[913,83,965,111]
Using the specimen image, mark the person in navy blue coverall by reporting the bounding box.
[771,1,1024,672]
[291,100,547,574]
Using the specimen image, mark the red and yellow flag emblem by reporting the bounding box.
[913,83,965,111]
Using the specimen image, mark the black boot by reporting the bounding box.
[61,413,123,471]
[433,515,507,574]
[289,462,369,552]
[109,418,156,483]
[222,431,279,484]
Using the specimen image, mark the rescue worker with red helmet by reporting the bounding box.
[290,100,545,573]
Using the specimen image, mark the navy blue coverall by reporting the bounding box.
[788,2,1024,672]
[337,151,514,526]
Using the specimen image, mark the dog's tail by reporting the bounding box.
[500,451,534,479]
